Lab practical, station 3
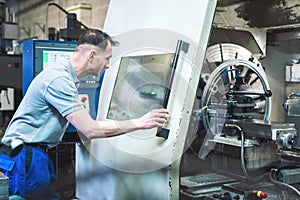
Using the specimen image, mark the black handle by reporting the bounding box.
[156,40,189,139]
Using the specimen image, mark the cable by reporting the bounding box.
[269,168,300,197]
[48,3,68,15]
[225,123,268,182]
[225,123,300,197]
[48,3,89,29]
[46,3,89,38]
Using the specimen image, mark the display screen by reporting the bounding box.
[23,40,77,95]
[42,50,73,69]
[33,41,77,76]
[107,53,174,120]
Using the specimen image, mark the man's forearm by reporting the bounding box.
[67,108,168,139]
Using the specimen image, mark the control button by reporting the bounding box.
[81,96,87,102]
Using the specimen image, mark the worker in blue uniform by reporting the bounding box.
[0,29,169,199]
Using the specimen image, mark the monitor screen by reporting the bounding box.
[42,50,73,69]
[107,53,174,120]
[23,40,77,94]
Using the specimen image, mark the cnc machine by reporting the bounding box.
[180,1,300,199]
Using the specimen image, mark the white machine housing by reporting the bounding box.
[76,0,217,199]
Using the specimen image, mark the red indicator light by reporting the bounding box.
[8,64,12,68]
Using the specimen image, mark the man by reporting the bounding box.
[0,29,169,199]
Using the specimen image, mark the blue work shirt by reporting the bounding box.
[2,61,84,149]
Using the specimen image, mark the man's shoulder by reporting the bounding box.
[38,63,70,81]
[43,62,69,73]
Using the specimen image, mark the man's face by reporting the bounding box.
[72,42,113,77]
[92,42,113,76]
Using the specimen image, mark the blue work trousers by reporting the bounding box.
[0,146,59,199]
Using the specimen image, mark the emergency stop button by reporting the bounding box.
[81,96,87,102]
[256,191,267,198]
[79,94,90,112]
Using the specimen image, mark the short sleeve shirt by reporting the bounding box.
[2,61,84,148]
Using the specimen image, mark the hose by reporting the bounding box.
[269,168,300,197]
[225,123,268,182]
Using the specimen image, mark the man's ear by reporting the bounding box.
[88,50,97,62]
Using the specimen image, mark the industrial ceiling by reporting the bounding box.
[213,0,300,54]
[215,0,300,28]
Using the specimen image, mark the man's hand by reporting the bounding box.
[137,109,169,129]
